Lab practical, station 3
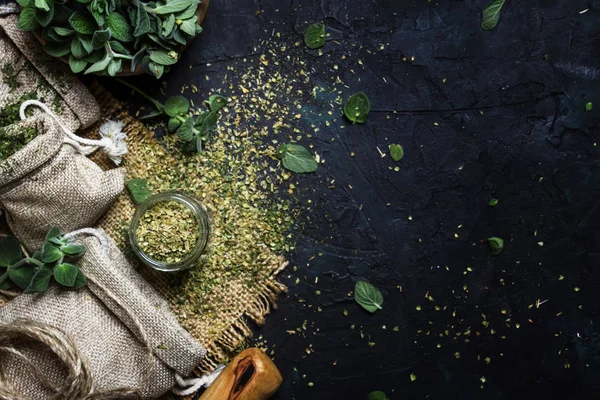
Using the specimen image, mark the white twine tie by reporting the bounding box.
[172,365,226,396]
[19,99,127,165]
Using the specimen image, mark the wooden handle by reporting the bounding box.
[199,348,282,400]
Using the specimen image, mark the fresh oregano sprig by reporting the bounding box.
[117,78,227,153]
[17,0,204,77]
[0,227,87,293]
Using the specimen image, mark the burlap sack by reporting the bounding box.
[0,13,99,131]
[0,231,206,399]
[0,115,125,251]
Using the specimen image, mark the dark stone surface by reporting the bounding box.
[102,1,600,399]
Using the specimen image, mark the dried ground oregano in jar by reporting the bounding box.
[130,192,210,271]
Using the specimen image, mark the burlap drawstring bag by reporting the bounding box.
[0,12,99,132]
[0,110,126,251]
[0,230,208,399]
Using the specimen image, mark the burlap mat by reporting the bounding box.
[84,82,289,379]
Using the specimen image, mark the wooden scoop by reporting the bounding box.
[199,348,282,400]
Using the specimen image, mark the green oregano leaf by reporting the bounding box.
[35,0,54,27]
[276,144,318,174]
[175,0,199,19]
[71,269,87,289]
[134,2,151,37]
[69,12,96,35]
[164,95,189,117]
[107,12,134,42]
[344,92,370,124]
[176,117,194,141]
[488,237,504,255]
[168,117,182,132]
[162,14,175,36]
[24,266,53,293]
[481,0,505,30]
[8,262,36,290]
[61,243,86,256]
[53,26,74,36]
[488,198,498,207]
[367,392,389,400]
[0,236,23,267]
[16,0,30,6]
[107,59,122,76]
[389,144,404,162]
[34,0,49,12]
[109,40,130,54]
[354,280,384,313]
[206,94,227,112]
[69,56,87,73]
[126,178,154,204]
[84,53,112,75]
[179,16,198,36]
[131,46,147,72]
[304,22,325,49]
[92,29,111,49]
[17,5,41,31]
[45,226,61,242]
[152,0,192,15]
[54,262,80,287]
[149,49,178,65]
[585,102,593,112]
[148,60,165,79]
[197,111,218,137]
[71,38,86,59]
[41,242,62,263]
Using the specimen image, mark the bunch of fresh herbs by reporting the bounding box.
[118,79,226,153]
[17,0,204,77]
[0,227,87,293]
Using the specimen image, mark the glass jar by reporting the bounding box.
[129,191,210,272]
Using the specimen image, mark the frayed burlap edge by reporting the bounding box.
[85,82,288,390]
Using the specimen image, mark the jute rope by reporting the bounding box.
[0,319,140,400]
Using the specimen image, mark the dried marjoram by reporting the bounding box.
[136,200,199,263]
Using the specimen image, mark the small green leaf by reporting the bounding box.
[175,0,199,19]
[131,46,147,72]
[206,95,228,112]
[344,92,370,124]
[69,11,96,35]
[8,262,36,290]
[488,237,504,255]
[71,268,87,289]
[0,237,23,267]
[389,144,404,162]
[34,0,49,12]
[53,26,74,36]
[107,59,122,76]
[481,0,505,31]
[24,266,52,293]
[35,0,54,27]
[17,5,41,31]
[54,263,80,287]
[488,198,498,207]
[149,49,177,65]
[61,243,86,256]
[134,2,151,37]
[276,144,318,174]
[148,60,165,79]
[126,179,154,204]
[69,56,87,73]
[304,22,325,49]
[354,280,384,313]
[176,117,194,141]
[168,117,182,132]
[16,0,30,6]
[45,226,61,242]
[71,38,87,59]
[367,391,388,400]
[162,14,175,36]
[92,29,111,50]
[90,7,105,25]
[41,242,62,263]
[164,96,189,117]
[179,16,198,36]
[107,12,134,42]
[585,102,593,112]
[84,53,112,75]
[152,0,193,15]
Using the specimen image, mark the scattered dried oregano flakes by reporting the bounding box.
[136,200,199,263]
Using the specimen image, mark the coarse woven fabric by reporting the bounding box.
[0,115,125,251]
[85,83,288,390]
[0,14,99,131]
[0,233,206,399]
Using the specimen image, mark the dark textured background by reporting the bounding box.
[105,0,599,399]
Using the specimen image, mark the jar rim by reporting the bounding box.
[129,191,210,272]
